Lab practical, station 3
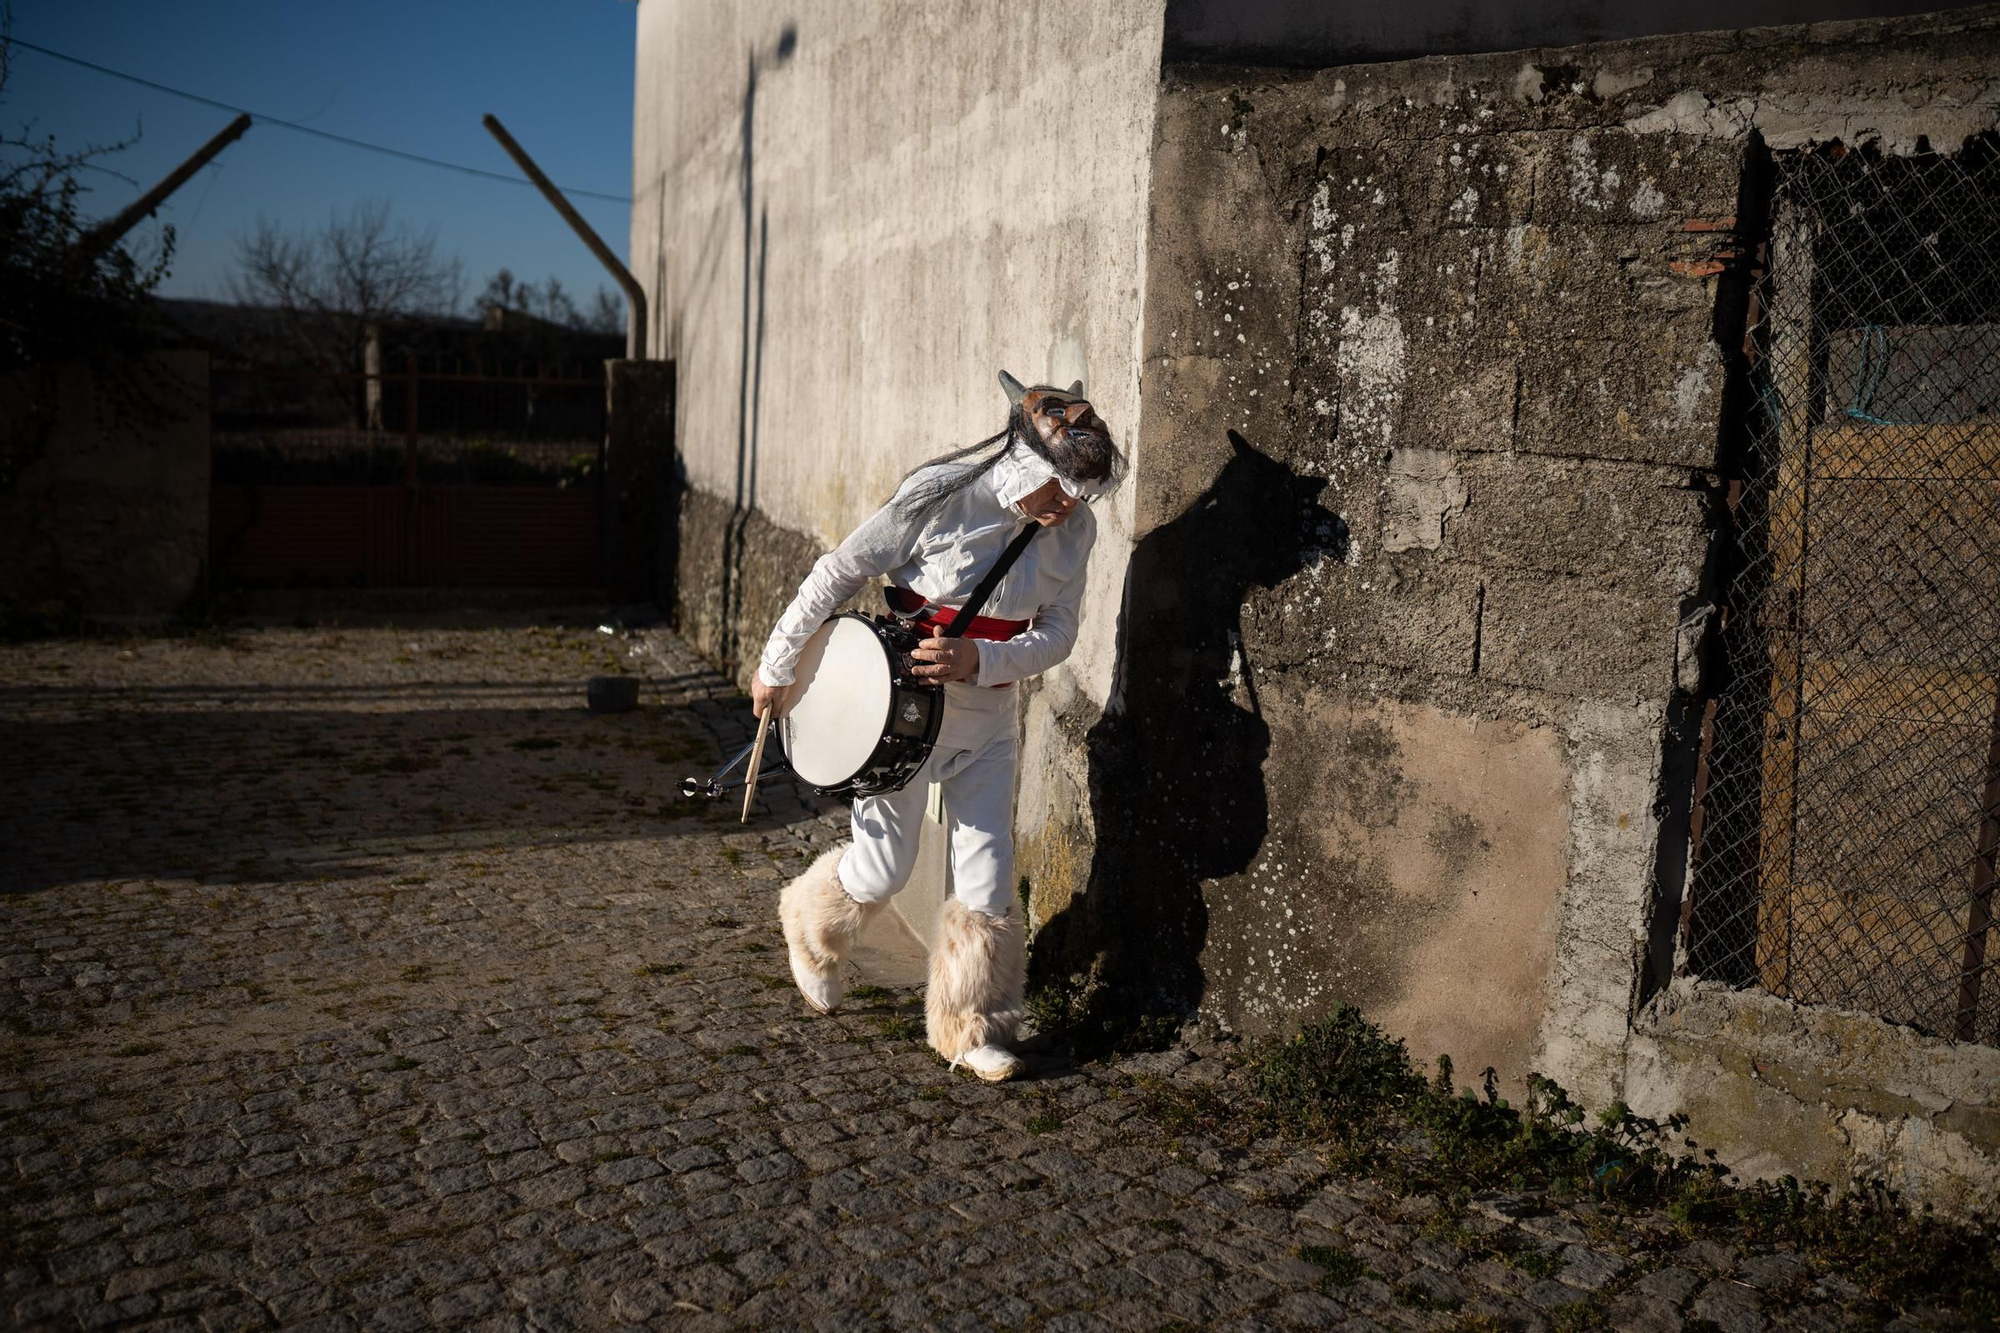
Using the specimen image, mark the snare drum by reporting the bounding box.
[778,613,943,797]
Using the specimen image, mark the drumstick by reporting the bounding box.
[741,709,771,823]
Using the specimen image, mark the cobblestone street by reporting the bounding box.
[0,617,1933,1331]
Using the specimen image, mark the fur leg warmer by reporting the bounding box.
[926,897,1026,1061]
[779,844,877,1013]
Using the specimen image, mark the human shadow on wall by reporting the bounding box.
[1032,429,1345,1039]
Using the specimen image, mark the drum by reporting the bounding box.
[779,613,943,797]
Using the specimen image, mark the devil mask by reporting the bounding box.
[995,369,1122,505]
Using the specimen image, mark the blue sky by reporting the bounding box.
[4,0,635,311]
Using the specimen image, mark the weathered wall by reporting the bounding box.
[603,359,676,607]
[1630,980,2000,1216]
[631,0,1164,701]
[0,352,211,623]
[1026,7,2000,1210]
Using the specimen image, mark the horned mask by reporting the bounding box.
[998,369,1120,500]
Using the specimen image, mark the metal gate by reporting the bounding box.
[1687,138,2000,1043]
[208,360,605,588]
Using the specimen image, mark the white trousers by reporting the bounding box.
[837,681,1018,920]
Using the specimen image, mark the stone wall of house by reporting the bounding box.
[1023,7,2000,1212]
[632,0,2000,1211]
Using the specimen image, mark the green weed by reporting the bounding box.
[1296,1243,1369,1288]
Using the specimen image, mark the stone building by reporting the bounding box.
[630,1,2000,1212]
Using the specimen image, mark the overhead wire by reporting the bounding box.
[8,37,632,204]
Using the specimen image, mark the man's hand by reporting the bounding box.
[910,637,980,683]
[750,673,789,720]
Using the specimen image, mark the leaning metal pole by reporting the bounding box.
[75,112,252,262]
[481,114,647,360]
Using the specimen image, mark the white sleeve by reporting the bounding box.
[971,527,1094,688]
[757,481,932,687]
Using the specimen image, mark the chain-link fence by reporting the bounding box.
[1687,137,2000,1045]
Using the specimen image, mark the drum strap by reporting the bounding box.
[941,522,1038,640]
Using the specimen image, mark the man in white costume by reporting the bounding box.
[750,371,1123,1082]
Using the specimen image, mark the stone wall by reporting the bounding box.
[1026,8,2000,1211]
[672,485,824,692]
[0,351,211,624]
[603,360,676,607]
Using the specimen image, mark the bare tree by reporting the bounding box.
[584,285,623,337]
[477,266,522,313]
[1,4,176,491]
[231,200,462,370]
[476,266,623,337]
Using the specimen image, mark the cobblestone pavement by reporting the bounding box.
[0,616,1935,1331]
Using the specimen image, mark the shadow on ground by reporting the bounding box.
[0,657,799,895]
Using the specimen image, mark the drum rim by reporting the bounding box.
[779,612,897,789]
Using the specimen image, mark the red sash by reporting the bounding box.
[888,587,1029,643]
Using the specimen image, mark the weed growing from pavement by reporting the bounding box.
[1113,1004,1999,1320]
[1548,1303,1606,1332]
[868,1013,924,1043]
[1296,1242,1369,1288]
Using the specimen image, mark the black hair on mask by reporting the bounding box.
[887,400,1125,523]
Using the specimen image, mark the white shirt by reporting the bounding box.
[758,440,1096,690]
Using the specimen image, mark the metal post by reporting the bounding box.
[481,114,647,360]
[403,355,420,584]
[75,113,252,261]
[365,322,384,431]
[404,355,419,488]
[1955,684,2000,1041]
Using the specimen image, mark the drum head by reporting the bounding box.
[781,617,893,788]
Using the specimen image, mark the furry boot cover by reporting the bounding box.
[778,844,878,1014]
[926,897,1026,1063]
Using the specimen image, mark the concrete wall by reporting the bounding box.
[0,351,211,624]
[603,360,676,607]
[631,0,1165,707]
[1024,8,2000,1211]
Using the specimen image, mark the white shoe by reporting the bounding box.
[955,1044,1024,1083]
[779,845,872,1015]
[789,950,843,1014]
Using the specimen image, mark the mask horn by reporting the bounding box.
[1067,380,1084,397]
[998,370,1028,406]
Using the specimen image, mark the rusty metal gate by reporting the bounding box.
[209,359,604,588]
[1687,138,2000,1044]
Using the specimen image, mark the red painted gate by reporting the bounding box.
[209,485,601,588]
[208,362,605,589]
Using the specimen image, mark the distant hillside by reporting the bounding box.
[154,298,621,377]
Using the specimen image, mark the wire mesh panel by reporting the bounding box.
[1688,138,2000,1044]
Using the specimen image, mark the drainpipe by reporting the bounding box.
[481,114,647,360]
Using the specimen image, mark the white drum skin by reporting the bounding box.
[780,618,895,788]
